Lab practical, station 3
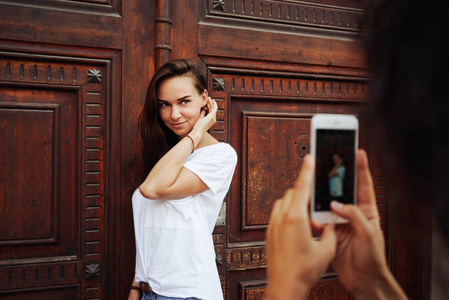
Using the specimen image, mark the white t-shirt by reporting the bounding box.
[329,165,345,197]
[132,143,237,300]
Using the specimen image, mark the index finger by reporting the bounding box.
[209,99,218,114]
[287,154,315,221]
[356,149,379,221]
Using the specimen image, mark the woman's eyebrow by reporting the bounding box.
[158,95,191,102]
[177,95,191,101]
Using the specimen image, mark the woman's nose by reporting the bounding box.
[170,106,181,120]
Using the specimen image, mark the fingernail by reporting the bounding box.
[331,201,343,211]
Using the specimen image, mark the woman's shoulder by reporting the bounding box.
[190,142,237,165]
[198,142,236,154]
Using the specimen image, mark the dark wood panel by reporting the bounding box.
[0,2,122,48]
[242,113,310,229]
[0,88,77,260]
[0,104,58,244]
[198,24,365,69]
[240,279,267,300]
[308,277,352,299]
[227,268,266,300]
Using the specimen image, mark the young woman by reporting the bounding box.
[128,59,237,300]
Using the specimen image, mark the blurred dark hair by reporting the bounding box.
[366,0,449,236]
[138,59,206,183]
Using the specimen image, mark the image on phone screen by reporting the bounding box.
[314,129,356,211]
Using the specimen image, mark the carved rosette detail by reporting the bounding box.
[213,77,225,91]
[213,0,225,11]
[85,263,100,278]
[87,69,102,83]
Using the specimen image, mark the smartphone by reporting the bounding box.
[310,114,358,224]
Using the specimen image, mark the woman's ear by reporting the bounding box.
[201,89,208,107]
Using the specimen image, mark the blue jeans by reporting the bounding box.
[141,289,200,300]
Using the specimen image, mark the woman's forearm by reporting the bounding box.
[139,135,197,199]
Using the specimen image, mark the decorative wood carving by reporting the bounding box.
[212,77,225,91]
[208,0,364,32]
[85,263,101,278]
[87,69,102,83]
[226,246,267,270]
[213,0,225,11]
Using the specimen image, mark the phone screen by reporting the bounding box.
[314,129,356,211]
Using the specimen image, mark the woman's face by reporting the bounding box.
[332,154,342,165]
[157,75,207,138]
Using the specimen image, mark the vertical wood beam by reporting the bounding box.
[155,0,172,68]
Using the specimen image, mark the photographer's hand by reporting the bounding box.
[266,155,337,300]
[331,150,407,300]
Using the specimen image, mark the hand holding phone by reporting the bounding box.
[310,114,359,224]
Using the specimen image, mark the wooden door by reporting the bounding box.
[0,0,153,299]
[168,0,431,299]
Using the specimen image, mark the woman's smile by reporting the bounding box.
[171,121,188,129]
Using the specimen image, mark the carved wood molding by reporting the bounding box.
[207,0,364,32]
[208,70,368,143]
[240,279,267,300]
[0,262,83,290]
[226,246,267,270]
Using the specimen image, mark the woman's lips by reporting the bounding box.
[172,121,187,129]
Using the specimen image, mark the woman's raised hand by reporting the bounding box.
[192,97,218,135]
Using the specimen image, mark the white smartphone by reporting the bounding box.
[310,114,359,224]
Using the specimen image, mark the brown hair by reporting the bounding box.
[138,59,207,183]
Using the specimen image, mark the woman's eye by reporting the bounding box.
[159,103,168,108]
[181,100,189,105]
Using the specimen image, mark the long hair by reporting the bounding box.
[138,59,207,183]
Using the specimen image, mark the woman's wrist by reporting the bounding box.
[187,129,202,148]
